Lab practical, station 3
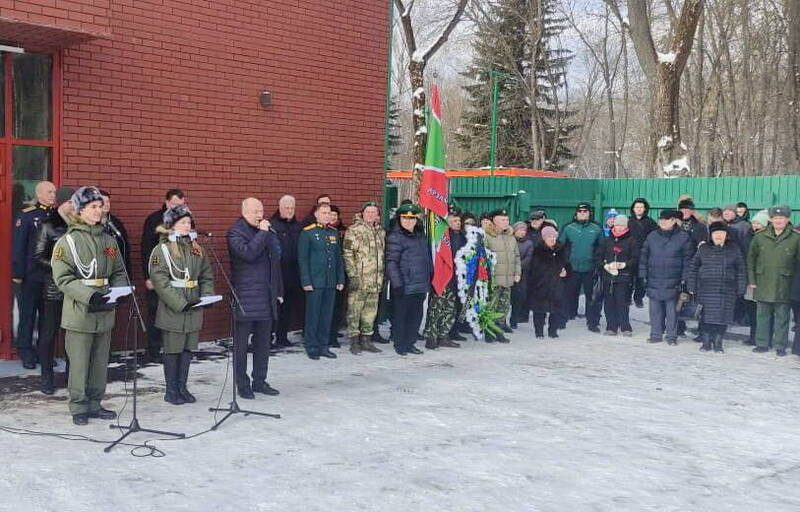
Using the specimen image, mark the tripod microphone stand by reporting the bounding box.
[105,235,185,453]
[203,235,280,430]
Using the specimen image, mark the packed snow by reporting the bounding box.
[1,306,800,512]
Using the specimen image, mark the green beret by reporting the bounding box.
[489,209,509,219]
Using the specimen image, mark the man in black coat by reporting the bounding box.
[270,194,303,347]
[639,210,693,344]
[100,190,132,277]
[628,198,657,308]
[141,188,186,361]
[228,198,283,398]
[32,186,74,393]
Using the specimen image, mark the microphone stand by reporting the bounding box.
[203,233,280,430]
[105,226,185,453]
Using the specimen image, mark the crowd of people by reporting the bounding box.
[11,181,800,425]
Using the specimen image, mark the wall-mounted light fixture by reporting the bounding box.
[259,91,272,107]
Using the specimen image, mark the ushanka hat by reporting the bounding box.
[163,204,193,226]
[709,221,728,235]
[768,205,791,218]
[71,186,104,213]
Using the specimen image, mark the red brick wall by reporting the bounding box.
[59,0,390,342]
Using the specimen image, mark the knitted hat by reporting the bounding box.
[541,226,558,240]
[768,205,791,218]
[56,186,75,205]
[709,221,728,235]
[71,186,103,213]
[614,214,629,227]
[513,221,527,231]
[605,209,619,220]
[163,204,192,226]
[751,209,770,227]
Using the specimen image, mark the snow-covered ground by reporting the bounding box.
[2,306,800,512]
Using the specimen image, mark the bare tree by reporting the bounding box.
[623,0,704,176]
[394,0,469,200]
[790,0,800,171]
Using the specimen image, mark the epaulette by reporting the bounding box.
[22,206,36,213]
[303,223,318,231]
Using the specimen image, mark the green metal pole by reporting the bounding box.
[382,0,395,222]
[489,69,498,176]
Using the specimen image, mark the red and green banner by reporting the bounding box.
[419,85,448,217]
[421,85,453,296]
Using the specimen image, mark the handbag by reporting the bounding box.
[676,292,703,321]
[591,275,605,304]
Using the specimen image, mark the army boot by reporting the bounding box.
[437,337,460,348]
[177,351,196,403]
[349,335,362,355]
[163,354,186,405]
[360,335,382,353]
[425,337,439,350]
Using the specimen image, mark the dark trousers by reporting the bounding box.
[649,297,678,340]
[145,290,162,354]
[564,271,601,327]
[747,300,758,343]
[234,318,272,389]
[304,288,335,355]
[330,288,345,343]
[392,292,425,351]
[533,311,560,336]
[632,271,646,304]
[701,322,727,338]
[276,285,303,343]
[16,279,44,359]
[510,282,529,325]
[603,281,632,333]
[38,299,63,382]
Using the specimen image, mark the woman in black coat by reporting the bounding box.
[595,215,639,336]
[527,226,570,339]
[687,222,746,353]
[386,204,431,355]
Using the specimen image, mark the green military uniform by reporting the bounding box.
[746,221,800,350]
[148,231,215,353]
[51,216,125,416]
[298,222,345,356]
[343,214,385,347]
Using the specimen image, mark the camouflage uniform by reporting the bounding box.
[423,288,457,338]
[343,215,385,339]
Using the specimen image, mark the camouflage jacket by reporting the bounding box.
[343,215,385,293]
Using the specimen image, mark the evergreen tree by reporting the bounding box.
[456,0,578,170]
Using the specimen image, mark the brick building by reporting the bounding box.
[0,0,390,358]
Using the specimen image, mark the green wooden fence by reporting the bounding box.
[444,175,800,227]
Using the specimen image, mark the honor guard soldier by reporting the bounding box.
[13,180,56,368]
[298,203,345,360]
[51,186,126,425]
[149,205,215,405]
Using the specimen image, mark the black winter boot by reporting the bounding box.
[177,351,196,403]
[699,332,712,352]
[438,337,460,348]
[425,337,439,350]
[163,354,186,405]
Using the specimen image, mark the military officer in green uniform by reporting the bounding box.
[149,205,215,404]
[298,203,345,360]
[51,186,126,425]
[343,201,385,355]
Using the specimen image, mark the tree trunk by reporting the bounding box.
[409,60,426,202]
[790,0,800,171]
[655,65,689,177]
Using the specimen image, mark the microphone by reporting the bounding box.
[106,220,123,238]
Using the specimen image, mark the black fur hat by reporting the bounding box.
[163,204,192,227]
[71,186,104,212]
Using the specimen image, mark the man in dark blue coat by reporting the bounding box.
[228,198,283,399]
[13,180,55,368]
[639,210,693,344]
[270,194,303,347]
